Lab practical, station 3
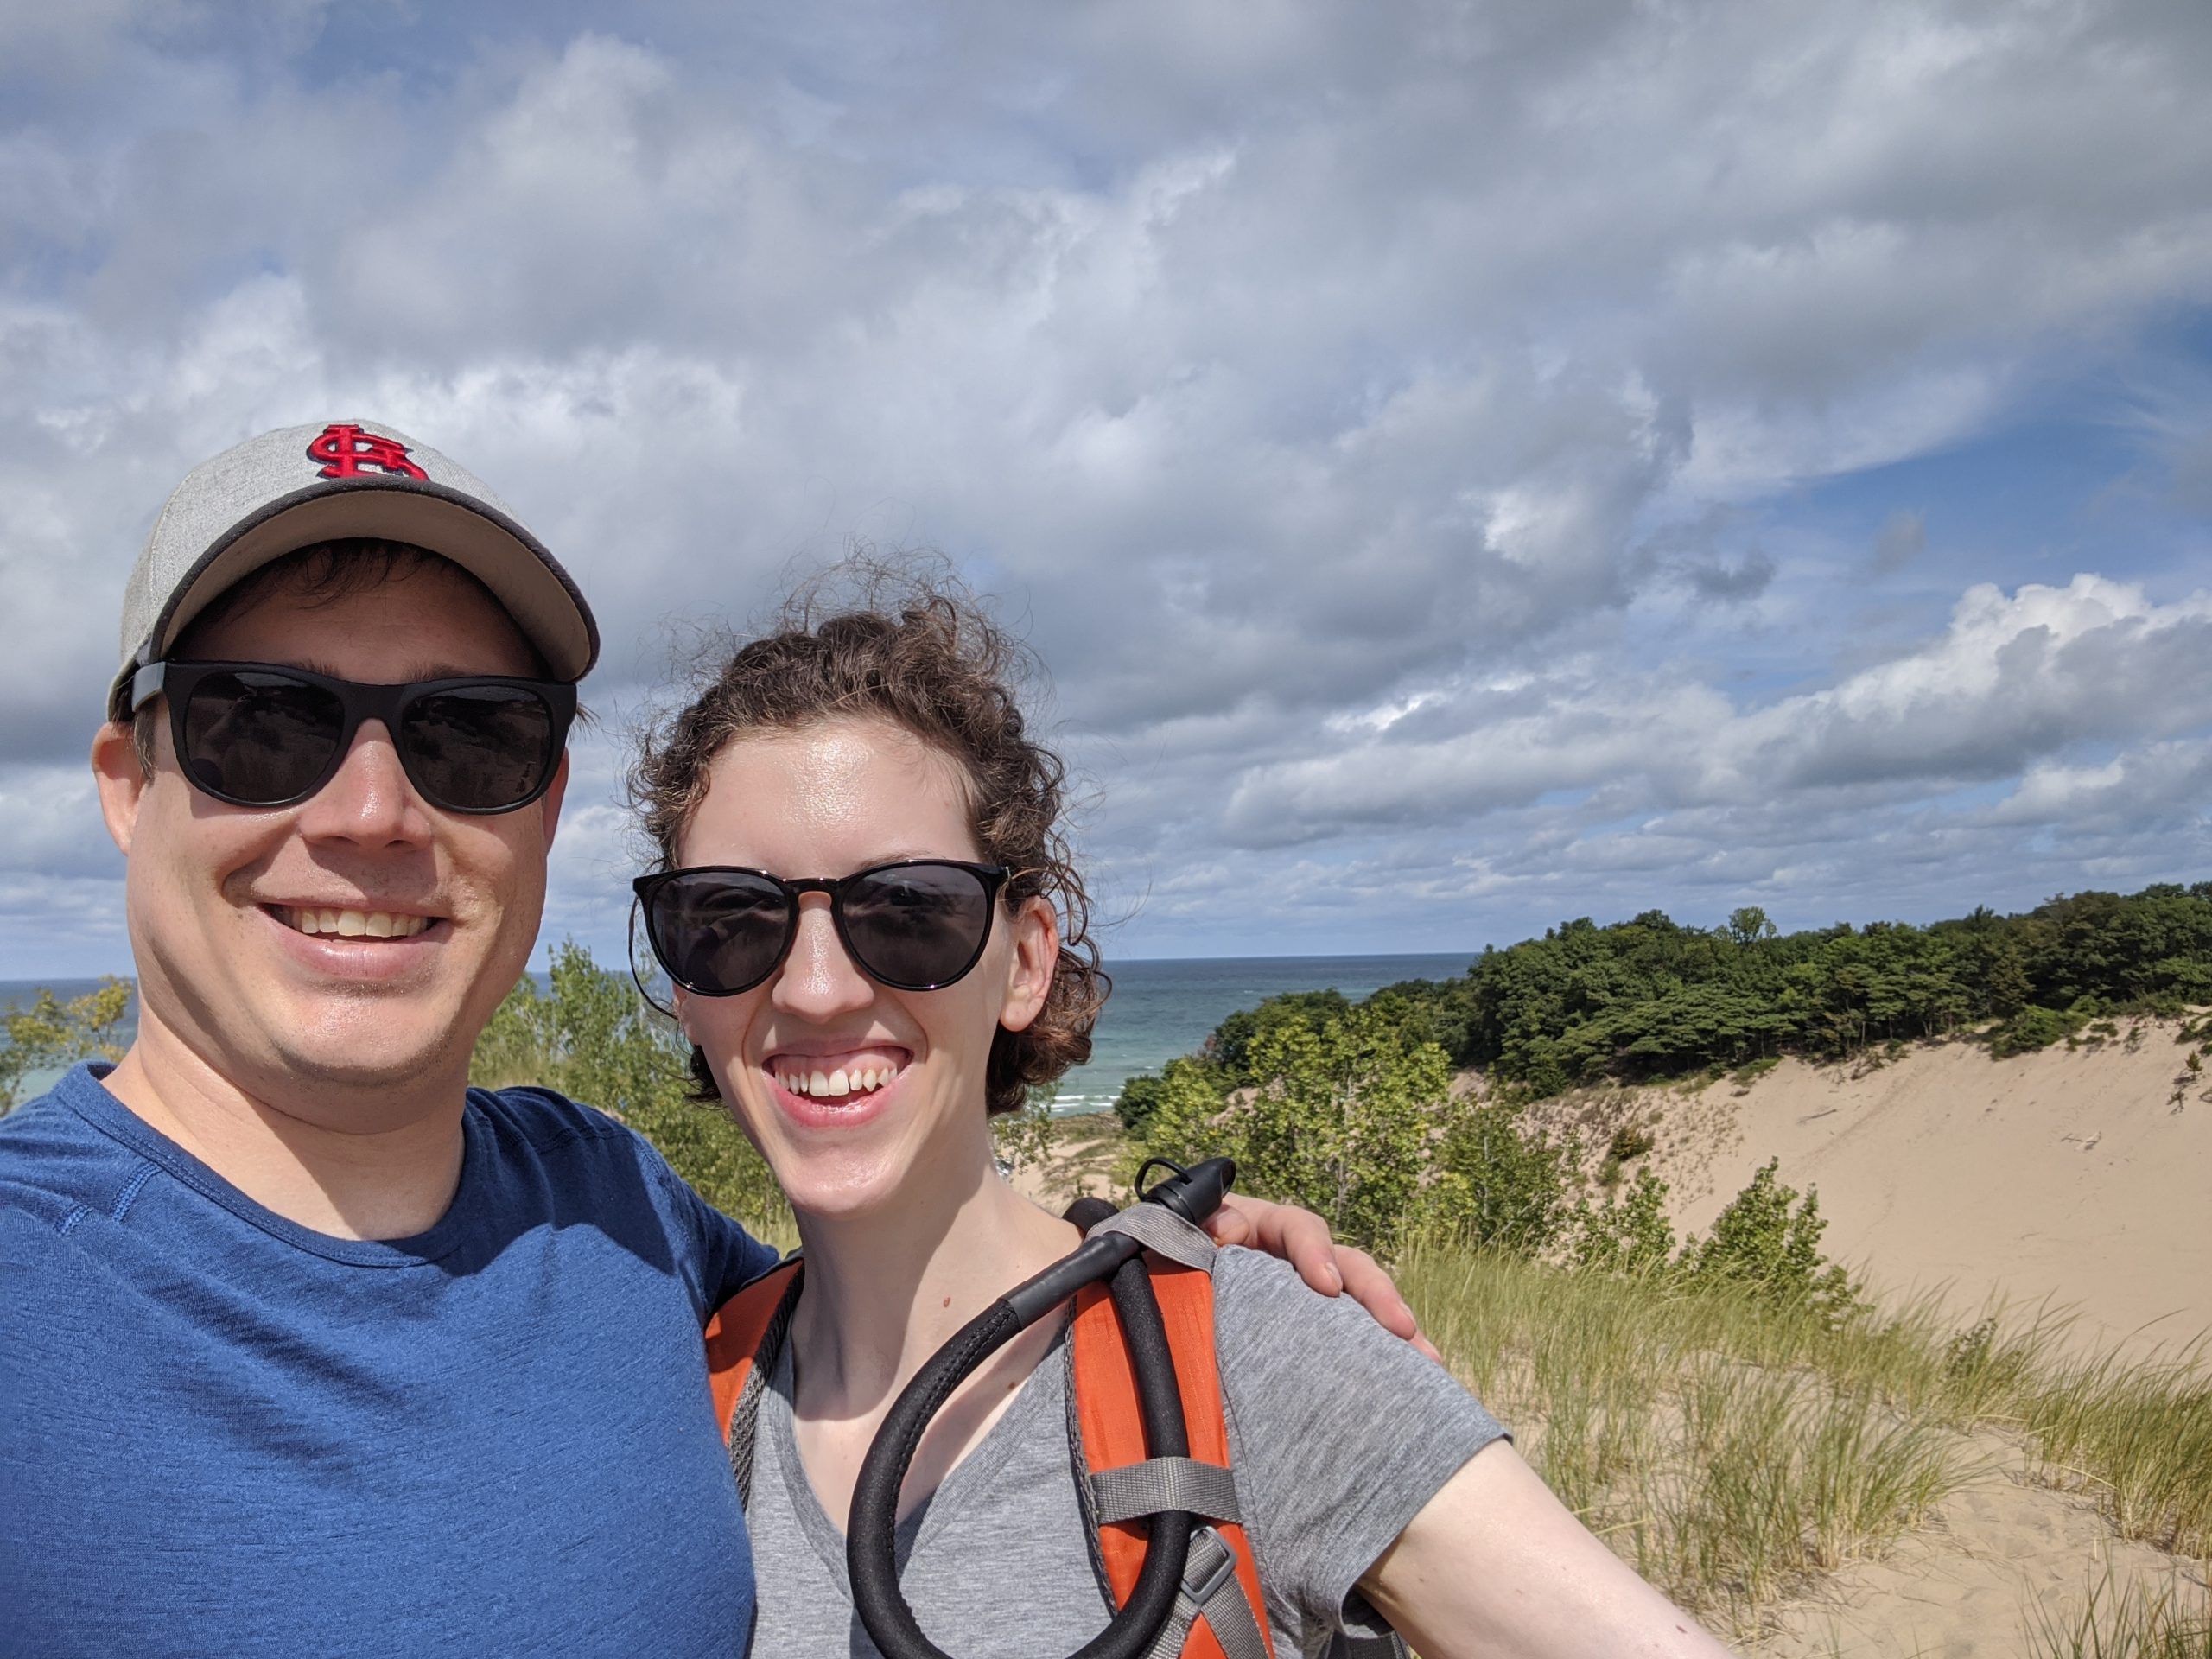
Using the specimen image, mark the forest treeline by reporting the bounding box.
[1119,881,2212,1128]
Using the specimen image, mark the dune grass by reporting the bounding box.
[1398,1239,2211,1635]
[2025,1566,2212,1658]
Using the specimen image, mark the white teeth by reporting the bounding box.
[284,907,430,939]
[776,1061,899,1096]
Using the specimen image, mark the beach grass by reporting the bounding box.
[1398,1240,2212,1636]
[2024,1565,2212,1658]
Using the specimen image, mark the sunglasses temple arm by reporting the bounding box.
[626,896,682,1021]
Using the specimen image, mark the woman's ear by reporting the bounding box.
[995,896,1059,1033]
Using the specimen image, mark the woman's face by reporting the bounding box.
[672,716,1057,1219]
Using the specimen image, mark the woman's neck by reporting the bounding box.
[779,1123,1082,1528]
[790,1142,1078,1406]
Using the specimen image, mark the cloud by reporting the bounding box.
[4,1,2212,973]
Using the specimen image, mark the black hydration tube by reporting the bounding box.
[847,1156,1237,1659]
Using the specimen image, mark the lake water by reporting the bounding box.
[3,953,1473,1115]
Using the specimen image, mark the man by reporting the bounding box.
[0,420,1420,1656]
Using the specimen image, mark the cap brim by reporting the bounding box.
[113,477,598,715]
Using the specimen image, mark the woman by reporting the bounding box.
[631,582,1734,1658]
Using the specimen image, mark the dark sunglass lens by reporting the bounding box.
[651,873,791,995]
[398,685,554,811]
[181,669,344,804]
[841,864,994,988]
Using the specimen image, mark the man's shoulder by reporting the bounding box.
[0,1071,146,1233]
[463,1084,689,1190]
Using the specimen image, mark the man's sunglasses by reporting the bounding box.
[130,660,576,816]
[632,861,1009,996]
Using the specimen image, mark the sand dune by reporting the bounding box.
[1633,1022,2212,1357]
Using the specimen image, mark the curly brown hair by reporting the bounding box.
[632,566,1106,1115]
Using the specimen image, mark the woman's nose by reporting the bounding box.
[770,894,874,1017]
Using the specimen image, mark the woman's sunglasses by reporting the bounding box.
[632,860,1009,996]
[130,660,576,816]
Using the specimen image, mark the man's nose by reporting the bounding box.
[771,895,874,1018]
[292,720,435,844]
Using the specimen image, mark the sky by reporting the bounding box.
[3,0,2210,978]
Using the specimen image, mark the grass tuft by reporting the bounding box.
[1398,1238,2211,1635]
[2025,1565,2212,1658]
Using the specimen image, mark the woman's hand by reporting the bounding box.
[1203,1195,1441,1361]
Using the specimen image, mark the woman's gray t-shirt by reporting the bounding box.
[741,1245,1507,1657]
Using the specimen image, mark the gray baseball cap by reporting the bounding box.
[110,419,600,720]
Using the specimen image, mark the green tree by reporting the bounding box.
[1432,1099,1573,1255]
[1147,1003,1452,1253]
[2,980,133,1115]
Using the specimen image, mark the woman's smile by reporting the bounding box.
[760,1044,914,1132]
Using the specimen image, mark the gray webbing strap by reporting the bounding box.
[1321,1634,1411,1658]
[1090,1203,1217,1272]
[1090,1456,1243,1525]
[727,1264,804,1510]
[1145,1526,1271,1659]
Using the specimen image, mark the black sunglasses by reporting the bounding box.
[632,860,1009,996]
[130,660,576,816]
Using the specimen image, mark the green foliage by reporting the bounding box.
[1112,1071,1167,1135]
[1160,880,2212,1098]
[1680,1160,1864,1327]
[991,1095,1058,1179]
[1425,881,2212,1094]
[1991,1003,2087,1058]
[1431,1100,1574,1255]
[1,979,132,1115]
[470,941,788,1236]
[1143,1002,1452,1252]
[1607,1120,1656,1164]
[1570,1166,1678,1276]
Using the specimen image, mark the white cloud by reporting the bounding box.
[4,1,2212,969]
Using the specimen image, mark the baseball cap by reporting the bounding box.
[109,419,600,720]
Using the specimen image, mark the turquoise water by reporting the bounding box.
[1054,953,1472,1113]
[3,953,1472,1115]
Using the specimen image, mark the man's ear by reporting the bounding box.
[996,896,1059,1034]
[91,721,150,855]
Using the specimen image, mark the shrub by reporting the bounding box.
[1571,1166,1677,1276]
[1680,1160,1863,1327]
[1990,1004,2084,1058]
[1433,1100,1574,1255]
[1113,1071,1166,1135]
[1144,1001,1452,1253]
[1,979,133,1115]
[1608,1121,1656,1163]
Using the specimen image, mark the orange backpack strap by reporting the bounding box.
[1070,1231,1276,1659]
[704,1256,804,1508]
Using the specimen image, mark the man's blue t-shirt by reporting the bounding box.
[0,1065,781,1657]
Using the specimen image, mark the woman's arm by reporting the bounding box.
[1359,1440,1737,1658]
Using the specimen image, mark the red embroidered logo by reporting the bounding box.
[307,423,428,481]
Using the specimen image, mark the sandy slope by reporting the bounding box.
[1635,1023,2212,1357]
[1748,1428,2208,1658]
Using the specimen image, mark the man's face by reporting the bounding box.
[95,561,567,1122]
